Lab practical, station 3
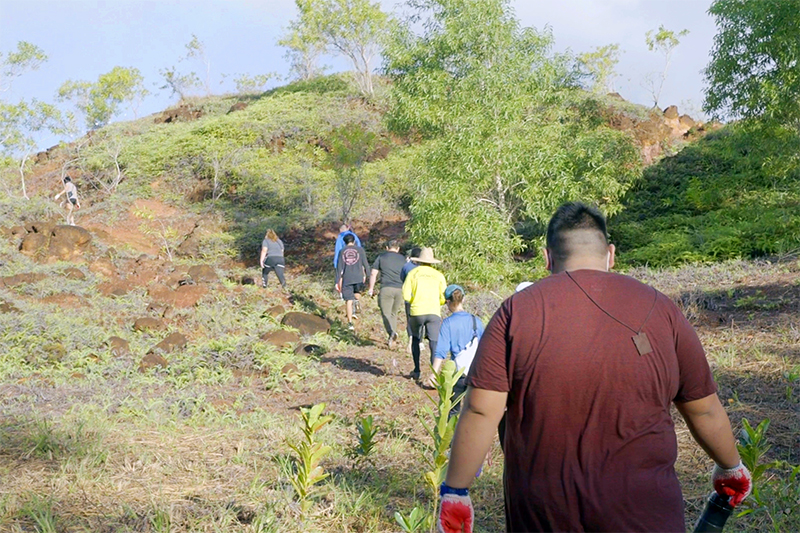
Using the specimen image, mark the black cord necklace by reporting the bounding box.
[565,270,658,356]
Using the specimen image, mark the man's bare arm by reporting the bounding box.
[445,387,507,489]
[675,394,740,468]
[367,269,379,294]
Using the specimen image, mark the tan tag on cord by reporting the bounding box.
[632,332,652,356]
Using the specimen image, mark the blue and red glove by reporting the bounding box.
[712,461,752,507]
[437,484,473,533]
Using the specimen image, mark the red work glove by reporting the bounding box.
[437,491,473,533]
[712,461,752,507]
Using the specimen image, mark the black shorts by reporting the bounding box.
[341,283,364,301]
[68,197,77,206]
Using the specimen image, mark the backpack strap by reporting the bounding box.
[471,314,478,338]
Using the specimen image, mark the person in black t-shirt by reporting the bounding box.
[367,239,406,348]
[335,233,370,330]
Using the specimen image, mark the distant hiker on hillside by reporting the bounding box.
[335,233,370,331]
[437,202,750,533]
[333,224,361,269]
[54,177,80,226]
[402,247,446,381]
[259,229,286,290]
[367,239,406,348]
[401,246,421,353]
[427,285,484,415]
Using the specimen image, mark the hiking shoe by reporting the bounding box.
[348,322,355,331]
[388,332,398,349]
[410,370,421,381]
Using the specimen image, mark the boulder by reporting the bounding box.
[89,257,116,277]
[19,233,48,255]
[663,105,679,119]
[172,284,207,307]
[133,317,166,332]
[281,312,330,336]
[147,302,171,317]
[281,363,299,378]
[260,329,300,347]
[106,336,130,355]
[188,264,218,283]
[679,114,696,130]
[264,304,286,318]
[48,225,92,260]
[241,275,258,285]
[10,226,27,237]
[98,281,130,297]
[63,267,86,280]
[150,332,188,354]
[26,221,54,234]
[139,352,168,372]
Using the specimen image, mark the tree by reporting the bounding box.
[326,123,378,222]
[0,41,47,93]
[184,34,212,95]
[279,1,329,81]
[385,0,640,283]
[233,73,279,94]
[642,25,689,108]
[578,44,621,94]
[58,66,148,130]
[283,0,390,96]
[159,66,201,101]
[704,0,800,126]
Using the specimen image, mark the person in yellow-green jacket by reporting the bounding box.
[402,247,447,381]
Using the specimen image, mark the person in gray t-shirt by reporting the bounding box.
[367,239,407,348]
[259,229,286,289]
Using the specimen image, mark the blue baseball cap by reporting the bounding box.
[444,284,465,300]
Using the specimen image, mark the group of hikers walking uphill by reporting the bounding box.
[257,204,751,532]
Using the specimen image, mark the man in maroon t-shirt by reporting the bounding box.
[437,203,752,533]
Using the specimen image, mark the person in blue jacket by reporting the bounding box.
[333,224,362,269]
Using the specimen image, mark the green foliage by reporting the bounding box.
[386,0,641,284]
[233,72,279,94]
[612,121,800,266]
[704,0,800,125]
[0,41,47,92]
[395,506,429,533]
[353,414,379,460]
[730,418,800,532]
[284,0,390,95]
[58,66,148,129]
[287,403,333,515]
[643,25,689,108]
[578,43,621,94]
[326,122,379,222]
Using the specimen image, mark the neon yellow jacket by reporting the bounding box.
[402,265,447,316]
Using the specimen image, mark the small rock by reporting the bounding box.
[188,264,218,283]
[147,302,171,317]
[150,332,188,354]
[1,272,46,287]
[106,336,130,355]
[260,329,300,346]
[43,343,67,362]
[10,225,27,236]
[264,304,285,318]
[63,267,86,280]
[281,312,330,336]
[241,275,257,285]
[139,352,168,372]
[663,105,679,119]
[281,363,299,377]
[133,317,166,332]
[89,257,116,277]
[294,343,323,356]
[172,284,208,307]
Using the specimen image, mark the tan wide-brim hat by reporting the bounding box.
[411,247,441,264]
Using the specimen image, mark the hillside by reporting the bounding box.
[0,77,798,532]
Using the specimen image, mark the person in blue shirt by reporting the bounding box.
[427,285,484,409]
[333,224,362,269]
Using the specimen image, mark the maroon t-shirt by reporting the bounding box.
[469,270,716,532]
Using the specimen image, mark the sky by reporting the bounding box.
[1,0,716,150]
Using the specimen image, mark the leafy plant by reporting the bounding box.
[287,402,333,515]
[353,414,379,461]
[395,506,429,533]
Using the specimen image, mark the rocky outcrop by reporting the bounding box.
[260,329,300,347]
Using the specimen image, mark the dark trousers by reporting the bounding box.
[409,314,442,373]
[262,256,286,288]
